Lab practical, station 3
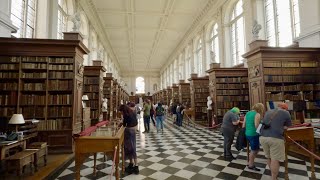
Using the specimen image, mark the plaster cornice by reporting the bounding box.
[80,0,121,71]
[160,0,228,72]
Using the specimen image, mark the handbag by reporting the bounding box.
[256,109,278,134]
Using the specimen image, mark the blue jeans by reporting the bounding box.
[143,116,150,132]
[156,115,164,131]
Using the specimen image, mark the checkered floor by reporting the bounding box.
[56,117,320,180]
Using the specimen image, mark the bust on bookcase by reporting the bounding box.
[0,32,90,153]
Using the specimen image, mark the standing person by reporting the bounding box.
[176,103,181,126]
[178,103,185,126]
[142,99,151,133]
[150,102,156,127]
[118,104,139,174]
[221,107,240,160]
[260,103,291,180]
[171,102,177,124]
[242,103,265,171]
[155,102,165,133]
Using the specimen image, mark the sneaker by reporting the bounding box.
[125,163,134,174]
[132,166,139,174]
[247,165,260,171]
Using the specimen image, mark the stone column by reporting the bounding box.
[296,0,320,47]
[0,0,17,37]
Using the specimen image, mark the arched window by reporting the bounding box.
[185,46,191,77]
[208,23,220,67]
[265,0,300,47]
[196,38,203,75]
[136,77,145,94]
[230,0,245,66]
[10,0,37,38]
[57,0,68,39]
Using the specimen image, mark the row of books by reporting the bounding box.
[22,83,45,91]
[263,61,318,68]
[0,64,19,69]
[217,95,249,101]
[20,95,46,105]
[216,83,247,89]
[0,107,15,117]
[0,92,18,105]
[86,92,100,100]
[84,77,100,84]
[216,77,248,83]
[48,64,73,70]
[216,89,249,95]
[264,75,317,82]
[37,119,70,130]
[47,107,72,117]
[195,107,207,113]
[22,63,47,69]
[264,68,318,75]
[0,72,19,78]
[194,88,209,93]
[21,107,45,117]
[48,80,73,90]
[22,72,46,78]
[48,94,72,104]
[84,85,99,92]
[48,72,73,79]
[88,100,99,109]
[216,101,246,108]
[0,82,18,90]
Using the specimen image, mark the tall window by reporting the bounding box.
[185,46,191,77]
[230,0,245,66]
[135,77,145,94]
[57,0,68,39]
[208,23,220,68]
[196,39,203,75]
[10,0,37,38]
[265,0,300,47]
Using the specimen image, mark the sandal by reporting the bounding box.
[247,165,260,171]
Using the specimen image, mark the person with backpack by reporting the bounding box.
[155,102,165,133]
[142,99,151,133]
[150,102,156,127]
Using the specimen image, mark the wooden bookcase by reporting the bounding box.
[166,87,172,106]
[188,74,209,123]
[83,60,106,125]
[178,80,190,107]
[112,79,119,119]
[243,41,320,121]
[0,33,89,153]
[103,73,113,120]
[172,84,179,103]
[206,68,250,123]
[163,89,168,105]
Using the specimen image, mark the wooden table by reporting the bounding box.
[0,133,37,161]
[284,127,316,180]
[74,125,125,180]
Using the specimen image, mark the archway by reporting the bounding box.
[135,77,145,94]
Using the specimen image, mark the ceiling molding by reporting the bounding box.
[160,0,228,72]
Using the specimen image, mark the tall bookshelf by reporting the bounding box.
[178,80,190,107]
[243,40,320,121]
[83,60,106,125]
[188,74,209,123]
[163,89,168,106]
[206,68,250,123]
[166,87,172,106]
[103,73,113,120]
[112,79,119,119]
[172,84,179,104]
[0,33,89,153]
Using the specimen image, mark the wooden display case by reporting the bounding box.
[243,40,320,121]
[0,33,89,153]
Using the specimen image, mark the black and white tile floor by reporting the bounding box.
[57,117,320,180]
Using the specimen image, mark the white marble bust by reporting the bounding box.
[102,98,108,112]
[207,96,212,110]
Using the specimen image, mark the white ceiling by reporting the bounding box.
[92,0,210,73]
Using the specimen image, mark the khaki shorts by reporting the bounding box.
[260,136,285,161]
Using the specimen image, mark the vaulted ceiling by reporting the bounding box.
[91,0,210,73]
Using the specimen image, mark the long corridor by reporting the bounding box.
[56,118,319,180]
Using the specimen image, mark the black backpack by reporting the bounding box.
[156,106,164,116]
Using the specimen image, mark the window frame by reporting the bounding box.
[264,0,300,47]
[229,0,245,66]
[10,0,38,38]
[207,23,220,66]
[196,38,203,75]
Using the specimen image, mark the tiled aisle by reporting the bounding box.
[57,118,320,180]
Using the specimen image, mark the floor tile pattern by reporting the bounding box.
[57,118,320,180]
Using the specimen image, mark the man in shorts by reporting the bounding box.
[260,103,292,180]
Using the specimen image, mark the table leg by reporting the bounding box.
[75,156,81,180]
[93,153,97,176]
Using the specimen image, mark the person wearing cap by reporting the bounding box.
[221,107,240,160]
[260,102,292,180]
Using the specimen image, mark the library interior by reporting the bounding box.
[0,0,320,179]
